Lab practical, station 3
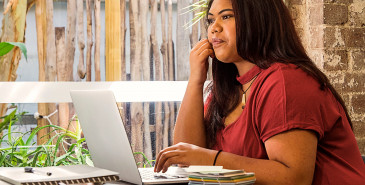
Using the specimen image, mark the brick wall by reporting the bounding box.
[288,0,365,154]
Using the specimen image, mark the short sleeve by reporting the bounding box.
[255,65,325,142]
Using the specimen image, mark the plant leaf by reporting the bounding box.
[0,42,15,57]
[31,151,45,167]
[0,151,12,166]
[26,124,68,146]
[26,146,43,158]
[181,0,209,29]
[55,151,72,164]
[85,156,94,166]
[0,109,17,132]
[6,42,27,61]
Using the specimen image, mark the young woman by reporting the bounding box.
[154,0,365,184]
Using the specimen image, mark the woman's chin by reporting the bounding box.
[215,56,232,63]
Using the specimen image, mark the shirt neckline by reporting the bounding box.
[236,65,263,85]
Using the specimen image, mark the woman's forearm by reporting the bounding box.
[173,81,206,147]
[214,152,312,185]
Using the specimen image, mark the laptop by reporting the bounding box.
[70,90,189,185]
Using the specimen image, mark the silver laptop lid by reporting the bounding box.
[70,90,142,185]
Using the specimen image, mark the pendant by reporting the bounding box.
[242,93,246,109]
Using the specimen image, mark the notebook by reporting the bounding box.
[0,165,119,185]
[70,90,189,185]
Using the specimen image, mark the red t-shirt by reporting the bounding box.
[209,63,365,184]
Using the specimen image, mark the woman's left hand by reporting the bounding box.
[154,142,215,173]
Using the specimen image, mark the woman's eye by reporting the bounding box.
[207,18,215,25]
[222,15,232,20]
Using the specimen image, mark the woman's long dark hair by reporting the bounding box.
[204,0,353,148]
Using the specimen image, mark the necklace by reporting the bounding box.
[241,73,260,109]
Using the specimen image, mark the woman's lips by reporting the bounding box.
[211,38,225,48]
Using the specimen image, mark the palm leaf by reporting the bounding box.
[182,0,209,29]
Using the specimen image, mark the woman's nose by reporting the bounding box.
[210,21,223,33]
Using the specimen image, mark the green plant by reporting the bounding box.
[0,109,152,168]
[0,110,92,167]
[182,0,208,28]
[0,105,26,134]
[0,42,27,61]
[133,152,155,168]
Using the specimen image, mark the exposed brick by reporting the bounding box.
[297,27,305,38]
[323,49,348,71]
[344,73,365,92]
[343,73,364,92]
[324,0,353,4]
[324,27,346,48]
[309,5,324,26]
[290,5,306,28]
[356,138,365,155]
[324,4,348,25]
[348,1,365,27]
[289,5,306,21]
[352,50,365,70]
[308,0,325,4]
[326,72,345,91]
[290,0,306,5]
[352,94,365,115]
[353,121,365,139]
[341,28,365,48]
[325,27,365,48]
[289,6,300,20]
[309,49,324,68]
[341,94,350,109]
[310,27,324,48]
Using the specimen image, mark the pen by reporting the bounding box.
[24,167,52,176]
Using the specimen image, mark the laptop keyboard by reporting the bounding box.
[139,168,186,180]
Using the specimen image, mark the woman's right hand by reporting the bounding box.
[189,39,215,85]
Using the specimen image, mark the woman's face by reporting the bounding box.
[207,0,242,63]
